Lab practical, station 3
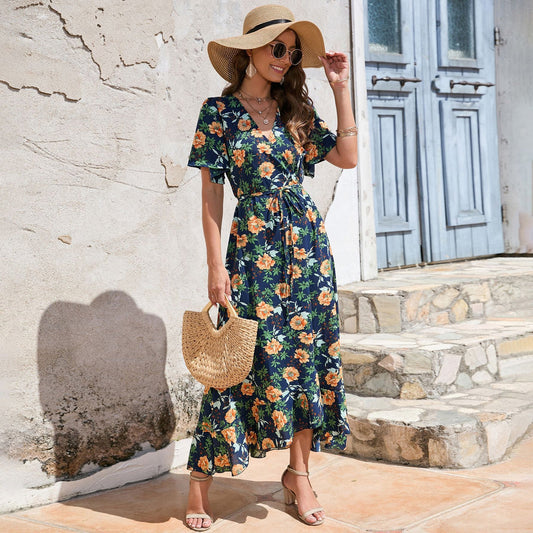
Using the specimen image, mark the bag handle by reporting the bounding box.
[201,293,239,318]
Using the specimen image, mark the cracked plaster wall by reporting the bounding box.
[0,0,353,513]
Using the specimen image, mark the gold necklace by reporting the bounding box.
[238,88,272,103]
[239,92,275,125]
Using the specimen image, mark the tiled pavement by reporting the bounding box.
[2,431,533,532]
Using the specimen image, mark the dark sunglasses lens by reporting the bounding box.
[272,42,287,59]
[290,49,303,65]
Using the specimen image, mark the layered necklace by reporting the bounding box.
[238,90,276,126]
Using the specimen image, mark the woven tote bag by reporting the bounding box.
[182,295,258,389]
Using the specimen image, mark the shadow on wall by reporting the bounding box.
[37,291,176,483]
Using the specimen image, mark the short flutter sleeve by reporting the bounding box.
[187,98,229,184]
[303,108,337,178]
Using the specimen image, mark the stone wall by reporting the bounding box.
[0,0,352,513]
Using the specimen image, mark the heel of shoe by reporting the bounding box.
[283,486,296,505]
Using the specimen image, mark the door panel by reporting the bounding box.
[364,0,503,268]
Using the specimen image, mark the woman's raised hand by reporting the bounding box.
[320,51,350,85]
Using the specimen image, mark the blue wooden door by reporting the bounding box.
[364,0,503,268]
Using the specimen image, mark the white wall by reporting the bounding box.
[494,0,533,252]
[0,0,354,513]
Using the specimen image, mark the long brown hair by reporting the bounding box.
[221,34,315,148]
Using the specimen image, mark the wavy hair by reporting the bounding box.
[221,34,315,148]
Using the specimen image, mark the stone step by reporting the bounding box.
[341,315,533,399]
[342,369,533,468]
[338,257,533,334]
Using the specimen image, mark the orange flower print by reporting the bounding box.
[256,253,275,270]
[232,464,244,475]
[251,128,263,138]
[285,228,299,245]
[265,338,283,355]
[236,234,248,248]
[201,421,214,435]
[252,405,259,422]
[319,221,326,234]
[256,301,274,319]
[322,390,336,406]
[297,392,309,410]
[283,366,300,382]
[231,273,242,289]
[295,349,310,363]
[318,290,332,306]
[299,332,315,345]
[258,142,272,154]
[275,283,291,299]
[246,431,258,445]
[323,432,333,445]
[319,120,329,129]
[216,101,226,113]
[262,438,275,450]
[266,197,280,213]
[225,408,237,423]
[282,149,294,165]
[214,454,231,467]
[328,341,341,358]
[232,149,246,167]
[290,315,307,330]
[193,130,206,149]
[272,410,287,430]
[305,143,318,162]
[294,247,307,260]
[306,208,317,223]
[287,264,302,279]
[248,215,266,234]
[320,259,332,276]
[259,161,275,178]
[265,385,282,402]
[208,121,223,137]
[222,427,237,444]
[267,131,276,143]
[295,143,305,155]
[241,382,255,396]
[238,118,252,131]
[197,455,210,472]
[325,371,341,387]
[230,220,238,235]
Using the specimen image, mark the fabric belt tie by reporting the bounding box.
[238,185,307,315]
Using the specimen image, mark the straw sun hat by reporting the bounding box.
[207,4,326,82]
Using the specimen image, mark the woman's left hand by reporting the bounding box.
[320,52,350,84]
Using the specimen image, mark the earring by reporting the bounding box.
[280,76,285,86]
[246,59,257,78]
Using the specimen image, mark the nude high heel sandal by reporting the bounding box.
[281,465,325,526]
[186,472,213,532]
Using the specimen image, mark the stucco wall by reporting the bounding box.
[0,0,352,513]
[494,0,533,252]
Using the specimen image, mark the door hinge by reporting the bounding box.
[494,26,504,46]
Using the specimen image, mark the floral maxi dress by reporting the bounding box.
[187,95,350,476]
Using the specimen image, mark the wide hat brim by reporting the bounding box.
[208,20,325,83]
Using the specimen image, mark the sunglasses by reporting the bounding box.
[269,42,303,66]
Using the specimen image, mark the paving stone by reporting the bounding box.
[472,369,494,386]
[452,299,469,322]
[400,382,427,400]
[417,302,430,322]
[368,408,425,423]
[341,351,377,365]
[403,351,433,374]
[435,354,462,385]
[363,373,400,397]
[433,288,460,309]
[455,372,473,390]
[486,344,498,374]
[471,302,484,317]
[358,296,376,334]
[434,312,450,325]
[497,335,533,356]
[343,315,358,334]
[405,290,424,321]
[378,353,404,372]
[464,282,491,303]
[485,420,511,462]
[465,345,488,370]
[373,295,401,333]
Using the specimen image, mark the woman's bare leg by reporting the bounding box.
[284,429,325,524]
[185,471,212,530]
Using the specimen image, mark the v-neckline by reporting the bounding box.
[229,94,280,134]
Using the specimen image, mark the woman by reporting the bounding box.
[185,5,357,530]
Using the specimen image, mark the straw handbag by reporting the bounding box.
[182,295,258,389]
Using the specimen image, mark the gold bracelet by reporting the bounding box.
[329,77,349,86]
[336,125,358,137]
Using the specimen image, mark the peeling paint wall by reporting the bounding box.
[0,0,352,512]
[495,1,533,252]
